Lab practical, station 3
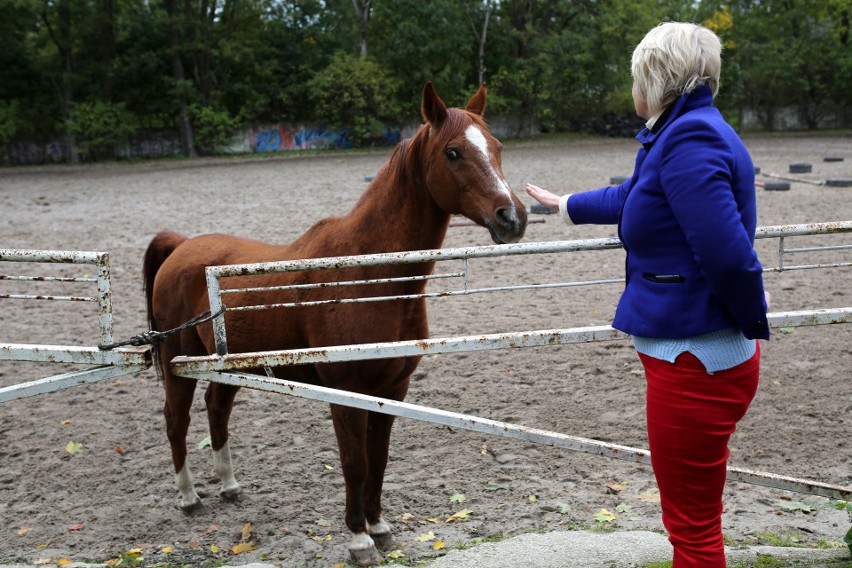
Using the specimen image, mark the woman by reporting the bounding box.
[526,22,770,567]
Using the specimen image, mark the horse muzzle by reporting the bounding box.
[487,204,527,244]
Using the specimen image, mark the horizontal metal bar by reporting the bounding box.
[0,343,151,367]
[0,363,149,403]
[755,220,852,239]
[782,244,852,254]
[179,369,851,500]
[0,294,98,302]
[0,275,98,283]
[206,237,626,279]
[765,262,852,273]
[221,271,464,295]
[0,249,107,265]
[171,308,852,374]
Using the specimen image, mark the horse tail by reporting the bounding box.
[143,231,188,378]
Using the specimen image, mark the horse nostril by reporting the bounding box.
[495,206,518,229]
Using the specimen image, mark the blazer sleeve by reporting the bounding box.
[565,180,630,225]
[658,118,769,340]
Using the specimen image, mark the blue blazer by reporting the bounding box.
[568,85,770,340]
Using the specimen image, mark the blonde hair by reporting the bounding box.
[631,22,722,115]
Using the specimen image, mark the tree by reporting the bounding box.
[352,0,371,57]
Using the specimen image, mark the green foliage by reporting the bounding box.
[0,100,21,144]
[188,105,239,156]
[1,0,850,162]
[308,52,403,147]
[69,100,138,161]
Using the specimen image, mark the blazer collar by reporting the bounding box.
[635,84,714,148]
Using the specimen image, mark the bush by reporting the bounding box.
[189,105,239,156]
[308,52,404,147]
[70,100,138,161]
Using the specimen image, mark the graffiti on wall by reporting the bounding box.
[248,124,414,153]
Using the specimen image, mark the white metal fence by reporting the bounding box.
[172,220,852,501]
[0,249,150,403]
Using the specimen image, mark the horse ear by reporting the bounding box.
[465,83,487,117]
[421,81,448,127]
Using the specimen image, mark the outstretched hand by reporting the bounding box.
[525,183,560,210]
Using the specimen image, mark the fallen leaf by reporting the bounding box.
[315,518,331,527]
[527,494,538,504]
[484,481,509,492]
[61,420,71,426]
[160,546,172,554]
[446,509,472,523]
[399,513,417,523]
[636,489,661,503]
[607,482,626,494]
[385,549,405,559]
[67,523,85,532]
[65,442,83,455]
[210,544,220,553]
[616,503,633,513]
[187,540,201,549]
[205,523,219,535]
[57,559,74,566]
[323,464,334,470]
[241,522,253,542]
[197,436,212,450]
[449,493,466,503]
[554,502,571,514]
[480,444,490,455]
[230,541,258,555]
[17,525,32,536]
[433,540,446,550]
[593,509,616,523]
[415,531,436,542]
[333,564,345,568]
[127,548,143,555]
[426,517,440,524]
[33,559,51,565]
[115,445,125,455]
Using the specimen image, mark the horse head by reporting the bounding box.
[419,82,527,244]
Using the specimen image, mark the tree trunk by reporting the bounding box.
[101,0,115,101]
[166,0,197,157]
[352,0,371,57]
[42,0,79,163]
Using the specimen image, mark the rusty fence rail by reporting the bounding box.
[172,220,852,501]
[0,249,151,403]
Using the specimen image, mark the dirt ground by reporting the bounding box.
[0,132,850,568]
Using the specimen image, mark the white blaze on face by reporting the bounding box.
[464,124,513,200]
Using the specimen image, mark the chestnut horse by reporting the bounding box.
[143,82,527,565]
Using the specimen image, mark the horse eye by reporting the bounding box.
[445,148,461,161]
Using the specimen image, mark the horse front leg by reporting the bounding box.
[363,410,398,551]
[204,381,242,501]
[330,403,383,566]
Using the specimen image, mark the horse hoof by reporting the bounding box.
[349,545,384,566]
[370,531,397,551]
[220,485,242,502]
[178,498,203,513]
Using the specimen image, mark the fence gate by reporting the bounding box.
[171,221,852,502]
[0,249,150,403]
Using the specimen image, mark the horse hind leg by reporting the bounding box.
[204,381,242,501]
[163,369,202,511]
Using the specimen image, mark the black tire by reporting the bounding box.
[754,166,761,175]
[530,203,556,215]
[789,163,812,173]
[825,178,852,187]
[609,175,629,185]
[823,157,844,162]
[763,180,791,191]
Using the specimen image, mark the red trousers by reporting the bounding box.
[639,344,760,567]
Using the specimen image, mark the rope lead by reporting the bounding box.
[98,307,225,350]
